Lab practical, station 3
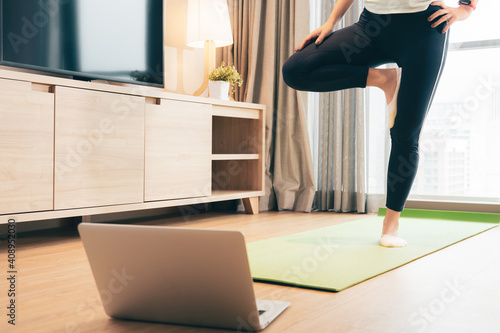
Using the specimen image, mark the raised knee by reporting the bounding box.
[282,57,307,90]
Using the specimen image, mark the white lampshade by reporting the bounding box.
[186,0,233,48]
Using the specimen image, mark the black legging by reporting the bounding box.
[282,5,449,212]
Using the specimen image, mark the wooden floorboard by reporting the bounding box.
[1,211,499,333]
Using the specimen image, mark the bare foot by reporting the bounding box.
[380,234,407,247]
[384,68,401,105]
[380,208,407,248]
[383,216,400,236]
[386,68,401,128]
[366,67,401,104]
[366,67,402,128]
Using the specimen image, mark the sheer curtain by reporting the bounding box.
[310,0,368,213]
[221,0,368,213]
[222,0,316,212]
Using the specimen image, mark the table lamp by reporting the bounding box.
[186,0,234,96]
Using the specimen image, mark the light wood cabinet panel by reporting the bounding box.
[54,87,145,209]
[212,105,260,119]
[145,99,211,201]
[0,79,54,214]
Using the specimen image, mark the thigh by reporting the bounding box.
[286,21,392,73]
[391,29,449,139]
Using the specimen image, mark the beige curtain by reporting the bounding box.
[222,0,315,212]
[314,0,367,213]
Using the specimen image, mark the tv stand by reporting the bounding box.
[0,69,265,223]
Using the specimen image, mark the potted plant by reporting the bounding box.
[208,61,243,100]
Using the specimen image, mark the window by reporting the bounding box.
[368,1,500,204]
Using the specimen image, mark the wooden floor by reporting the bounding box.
[2,211,499,333]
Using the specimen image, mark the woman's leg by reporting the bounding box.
[282,16,393,93]
[382,8,450,246]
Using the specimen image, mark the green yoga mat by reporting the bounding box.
[247,209,500,292]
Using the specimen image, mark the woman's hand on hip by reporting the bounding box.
[295,22,334,51]
[428,1,474,33]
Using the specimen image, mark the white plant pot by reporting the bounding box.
[209,81,230,100]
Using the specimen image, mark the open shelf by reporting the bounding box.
[211,107,264,196]
[212,116,262,155]
[212,159,262,192]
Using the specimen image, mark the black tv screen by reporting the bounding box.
[0,0,163,87]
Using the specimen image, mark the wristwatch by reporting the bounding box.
[458,0,476,10]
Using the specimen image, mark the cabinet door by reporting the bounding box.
[54,87,144,209]
[145,99,211,201]
[0,79,54,214]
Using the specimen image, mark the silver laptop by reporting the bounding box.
[78,223,289,331]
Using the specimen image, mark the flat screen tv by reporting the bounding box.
[0,0,163,87]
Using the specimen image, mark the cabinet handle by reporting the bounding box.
[145,97,161,105]
[31,83,54,93]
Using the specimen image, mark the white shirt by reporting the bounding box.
[364,0,433,14]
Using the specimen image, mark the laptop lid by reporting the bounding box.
[78,223,283,331]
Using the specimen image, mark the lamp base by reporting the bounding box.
[193,40,216,96]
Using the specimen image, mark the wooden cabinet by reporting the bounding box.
[0,78,54,214]
[145,99,211,201]
[54,87,145,209]
[0,69,265,223]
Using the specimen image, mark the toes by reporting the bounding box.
[380,234,407,247]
